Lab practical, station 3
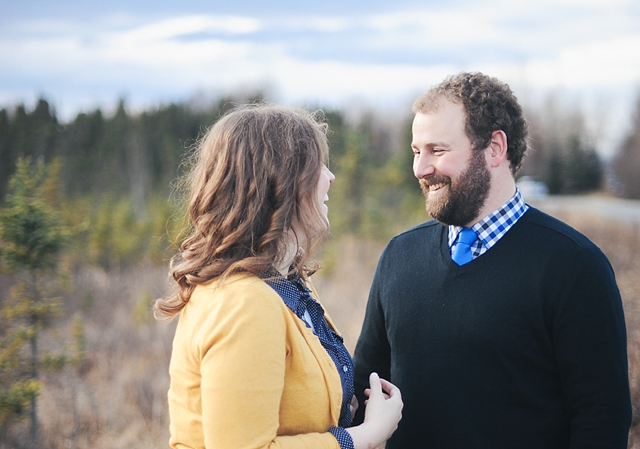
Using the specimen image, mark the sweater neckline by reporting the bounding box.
[437,207,532,269]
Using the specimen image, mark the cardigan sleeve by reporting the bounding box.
[194,284,341,449]
[551,245,631,448]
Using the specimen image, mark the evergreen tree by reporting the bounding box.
[323,109,347,164]
[0,158,69,446]
[544,142,563,195]
[57,109,105,195]
[0,99,59,201]
[0,109,13,200]
[331,128,368,234]
[564,135,602,194]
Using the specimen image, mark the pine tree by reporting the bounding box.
[564,135,602,194]
[0,158,68,446]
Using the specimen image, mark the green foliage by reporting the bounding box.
[545,148,564,195]
[0,159,66,272]
[563,135,602,193]
[541,135,602,195]
[327,113,425,241]
[0,95,423,245]
[0,158,73,441]
[0,94,266,201]
[330,129,368,233]
[71,313,86,357]
[133,291,154,325]
[0,100,59,200]
[15,95,626,267]
[518,95,608,196]
[87,195,143,270]
[0,379,39,425]
[59,192,185,271]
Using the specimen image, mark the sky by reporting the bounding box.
[2,0,640,154]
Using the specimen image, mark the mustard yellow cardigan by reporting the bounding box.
[167,273,344,449]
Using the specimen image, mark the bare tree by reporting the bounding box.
[611,94,640,199]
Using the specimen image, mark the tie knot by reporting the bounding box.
[451,228,477,266]
[457,228,477,245]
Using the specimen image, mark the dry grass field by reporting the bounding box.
[6,205,640,448]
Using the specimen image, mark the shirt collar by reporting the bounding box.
[259,268,313,317]
[448,186,529,250]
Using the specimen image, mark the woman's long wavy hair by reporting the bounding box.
[154,104,330,319]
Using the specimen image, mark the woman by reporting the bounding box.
[155,104,402,449]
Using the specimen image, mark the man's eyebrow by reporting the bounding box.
[414,141,453,149]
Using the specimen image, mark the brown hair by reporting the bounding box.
[412,72,529,175]
[154,104,330,319]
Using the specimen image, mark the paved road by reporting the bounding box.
[527,195,640,226]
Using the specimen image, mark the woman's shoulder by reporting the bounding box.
[178,273,290,346]
[189,272,283,312]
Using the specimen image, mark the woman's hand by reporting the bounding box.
[350,394,359,421]
[346,372,403,449]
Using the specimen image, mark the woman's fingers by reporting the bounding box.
[379,378,401,399]
[368,372,382,396]
[350,394,359,420]
[366,375,399,394]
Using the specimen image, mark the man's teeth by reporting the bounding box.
[429,183,445,191]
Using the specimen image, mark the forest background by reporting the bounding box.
[1,87,640,448]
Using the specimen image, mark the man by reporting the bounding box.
[352,72,631,448]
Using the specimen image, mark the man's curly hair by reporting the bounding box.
[412,72,529,175]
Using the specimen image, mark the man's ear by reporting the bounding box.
[487,130,508,168]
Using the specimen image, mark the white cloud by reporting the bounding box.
[362,9,503,52]
[275,16,352,32]
[117,15,262,41]
[265,57,456,103]
[1,2,639,152]
[521,35,640,87]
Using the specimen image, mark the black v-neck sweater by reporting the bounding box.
[353,207,631,448]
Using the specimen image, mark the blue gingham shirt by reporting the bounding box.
[448,187,529,260]
[261,270,355,449]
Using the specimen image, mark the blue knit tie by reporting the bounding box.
[452,228,477,266]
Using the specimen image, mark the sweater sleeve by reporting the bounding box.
[551,245,632,448]
[196,285,340,449]
[352,244,393,426]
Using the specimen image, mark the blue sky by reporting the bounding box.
[2,0,640,152]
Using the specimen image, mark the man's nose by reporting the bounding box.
[413,154,435,179]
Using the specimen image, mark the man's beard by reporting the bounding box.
[419,149,491,226]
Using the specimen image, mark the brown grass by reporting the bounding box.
[5,209,638,448]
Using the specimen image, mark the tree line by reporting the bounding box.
[3,90,640,278]
[2,93,640,207]
[0,91,639,269]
